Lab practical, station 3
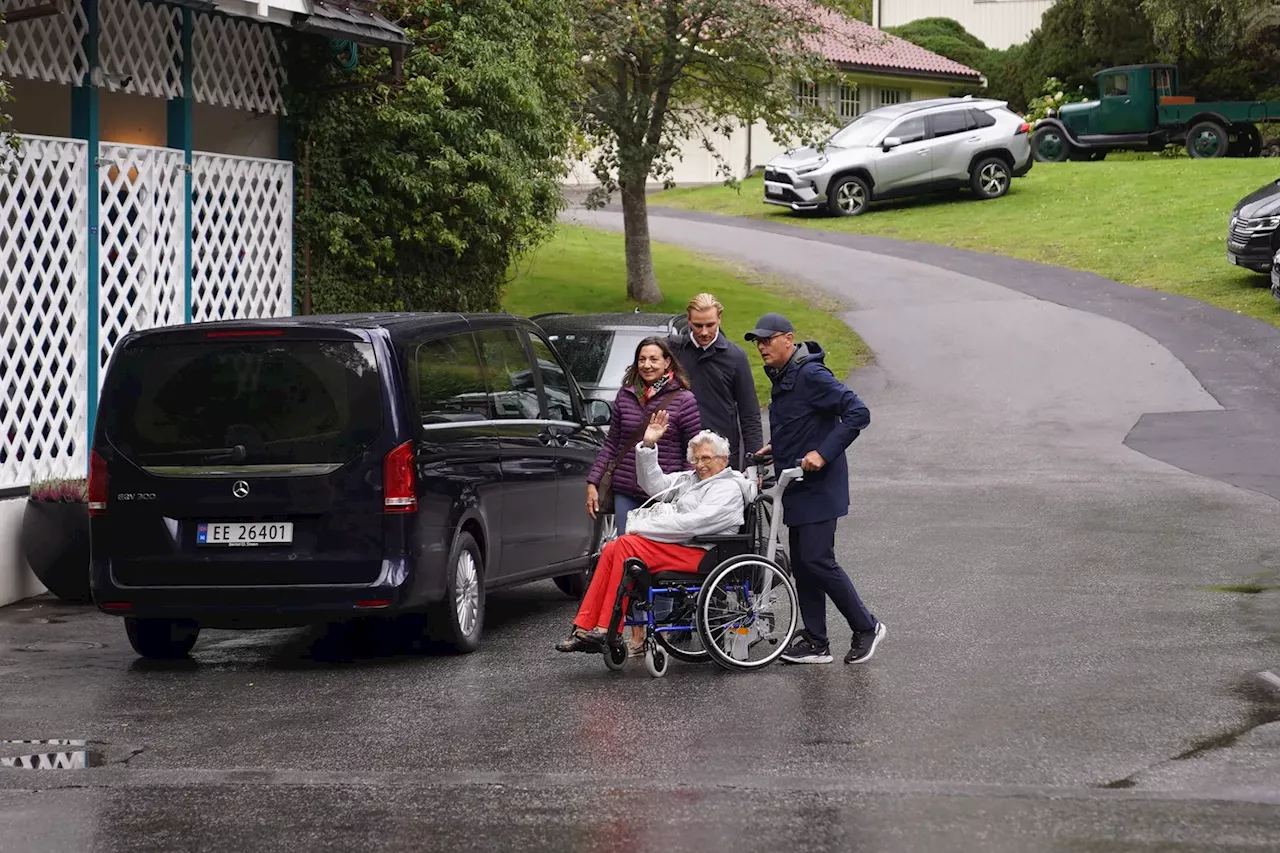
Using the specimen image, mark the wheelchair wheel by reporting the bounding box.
[655,628,707,663]
[644,643,669,678]
[695,556,798,671]
[602,640,628,671]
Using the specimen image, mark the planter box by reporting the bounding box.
[20,500,92,604]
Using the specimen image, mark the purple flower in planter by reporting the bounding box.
[28,478,89,503]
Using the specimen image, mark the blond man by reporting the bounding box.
[669,293,763,470]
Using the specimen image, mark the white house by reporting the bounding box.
[564,4,985,187]
[0,0,408,605]
[872,0,1058,50]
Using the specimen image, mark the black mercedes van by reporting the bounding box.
[89,313,611,659]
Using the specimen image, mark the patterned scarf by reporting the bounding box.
[638,370,674,404]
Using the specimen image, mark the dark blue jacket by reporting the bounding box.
[766,341,870,526]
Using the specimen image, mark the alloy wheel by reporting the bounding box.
[979,162,1009,196]
[836,181,865,214]
[454,550,480,638]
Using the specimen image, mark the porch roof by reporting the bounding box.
[163,0,411,47]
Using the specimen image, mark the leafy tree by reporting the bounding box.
[816,0,871,23]
[572,0,844,304]
[884,17,991,73]
[1085,0,1272,61]
[280,0,577,315]
[0,14,20,167]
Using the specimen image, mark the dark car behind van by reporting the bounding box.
[90,312,611,659]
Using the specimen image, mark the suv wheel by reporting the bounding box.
[554,513,615,598]
[826,175,869,217]
[125,617,199,659]
[970,157,1011,200]
[428,531,485,653]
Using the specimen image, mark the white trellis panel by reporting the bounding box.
[96,0,182,99]
[97,142,185,389]
[193,12,286,115]
[0,136,89,489]
[0,0,89,86]
[191,152,293,322]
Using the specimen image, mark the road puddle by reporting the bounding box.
[0,739,106,770]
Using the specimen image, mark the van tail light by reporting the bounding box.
[383,441,417,513]
[1016,122,1031,135]
[205,329,283,338]
[88,449,109,516]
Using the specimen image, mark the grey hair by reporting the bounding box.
[687,430,730,463]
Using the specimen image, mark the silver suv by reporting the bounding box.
[764,98,1034,216]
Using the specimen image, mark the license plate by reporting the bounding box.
[1228,251,1238,265]
[197,522,293,546]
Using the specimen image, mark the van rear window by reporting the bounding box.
[102,340,383,471]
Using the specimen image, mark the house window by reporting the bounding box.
[838,84,860,119]
[793,81,820,114]
[878,88,910,107]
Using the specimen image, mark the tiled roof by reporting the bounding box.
[802,2,984,82]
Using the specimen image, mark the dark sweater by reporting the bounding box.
[670,331,764,469]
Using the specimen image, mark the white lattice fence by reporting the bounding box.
[0,136,89,489]
[193,12,286,115]
[96,0,182,99]
[191,152,293,322]
[97,142,185,389]
[0,0,89,86]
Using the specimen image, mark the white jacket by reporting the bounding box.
[627,442,756,547]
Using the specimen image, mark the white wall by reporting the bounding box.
[876,0,1058,50]
[563,79,956,187]
[0,500,46,608]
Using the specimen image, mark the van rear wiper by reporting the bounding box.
[143,444,248,463]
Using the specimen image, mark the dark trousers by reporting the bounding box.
[788,518,876,646]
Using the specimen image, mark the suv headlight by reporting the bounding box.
[794,160,826,175]
[1241,216,1280,230]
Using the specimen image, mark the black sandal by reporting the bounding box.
[555,628,605,653]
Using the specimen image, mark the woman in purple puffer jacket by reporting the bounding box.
[586,336,701,535]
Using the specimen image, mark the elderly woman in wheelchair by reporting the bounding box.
[555,411,801,677]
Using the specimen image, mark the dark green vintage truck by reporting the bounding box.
[1031,63,1279,162]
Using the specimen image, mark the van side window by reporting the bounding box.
[475,329,543,420]
[526,333,576,422]
[416,334,489,425]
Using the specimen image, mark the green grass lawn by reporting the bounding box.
[653,159,1280,326]
[504,225,871,404]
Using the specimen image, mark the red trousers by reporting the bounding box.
[573,534,705,632]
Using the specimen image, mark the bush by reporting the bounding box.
[1023,77,1091,123]
[281,0,578,315]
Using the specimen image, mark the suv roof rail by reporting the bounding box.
[530,312,572,321]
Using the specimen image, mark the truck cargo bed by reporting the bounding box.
[1158,101,1280,126]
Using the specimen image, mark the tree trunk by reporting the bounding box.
[619,174,662,304]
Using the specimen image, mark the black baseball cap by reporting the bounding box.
[744,312,795,341]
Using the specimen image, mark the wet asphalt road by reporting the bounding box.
[5,208,1280,850]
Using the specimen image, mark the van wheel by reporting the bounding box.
[970,157,1011,200]
[428,531,484,653]
[125,617,199,659]
[826,175,870,216]
[554,513,615,598]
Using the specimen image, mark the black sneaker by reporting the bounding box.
[845,622,886,664]
[780,632,833,664]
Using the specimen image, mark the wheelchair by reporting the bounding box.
[598,460,804,678]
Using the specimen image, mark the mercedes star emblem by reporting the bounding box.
[232,480,250,499]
